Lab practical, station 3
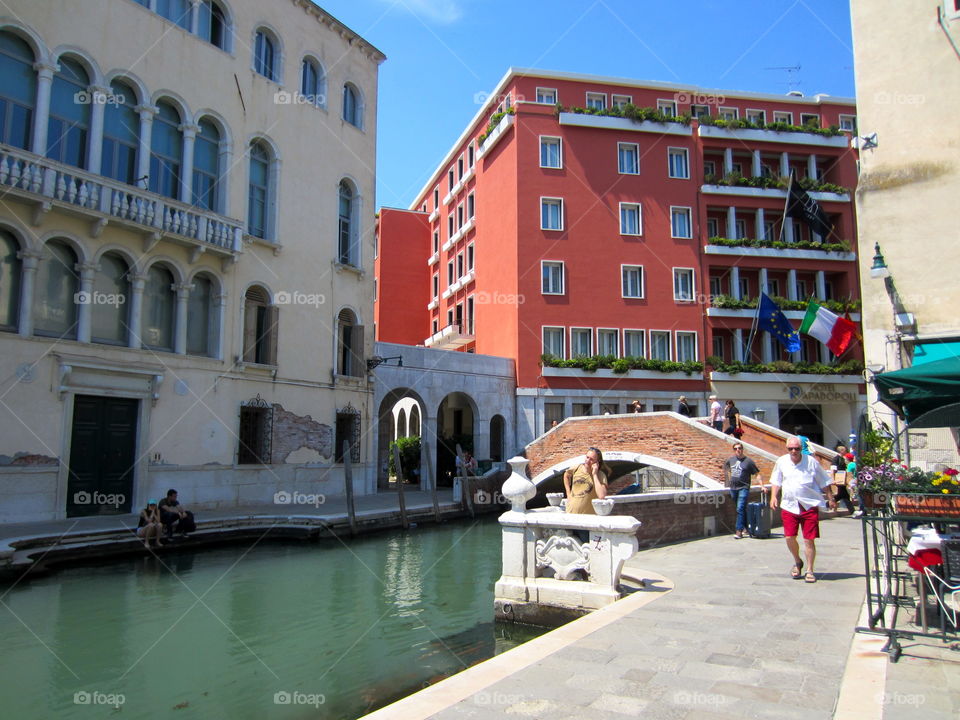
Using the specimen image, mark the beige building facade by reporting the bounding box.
[850,0,960,466]
[0,0,384,521]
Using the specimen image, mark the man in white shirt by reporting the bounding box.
[709,395,723,431]
[770,436,836,583]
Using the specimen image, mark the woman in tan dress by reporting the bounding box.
[563,447,609,514]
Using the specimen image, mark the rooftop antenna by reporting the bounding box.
[765,64,802,93]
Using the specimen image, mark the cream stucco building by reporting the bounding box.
[0,0,384,521]
[850,0,960,466]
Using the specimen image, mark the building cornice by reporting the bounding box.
[289,0,386,64]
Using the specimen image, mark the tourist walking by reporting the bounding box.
[769,436,836,583]
[709,395,723,431]
[676,396,692,417]
[724,399,743,437]
[831,443,855,514]
[563,447,609,514]
[724,442,760,538]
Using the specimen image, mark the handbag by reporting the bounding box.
[733,427,745,438]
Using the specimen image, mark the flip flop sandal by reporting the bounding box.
[791,560,804,579]
[805,573,817,583]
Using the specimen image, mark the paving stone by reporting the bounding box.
[704,652,754,668]
[588,693,649,715]
[708,680,783,704]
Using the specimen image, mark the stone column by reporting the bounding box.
[752,149,762,177]
[729,265,741,300]
[135,105,158,189]
[76,261,98,343]
[30,62,57,156]
[17,249,42,337]
[755,207,765,240]
[815,270,826,301]
[724,147,733,175]
[189,0,201,34]
[779,151,790,178]
[127,271,146,348]
[733,328,744,362]
[178,123,199,204]
[759,267,769,296]
[86,85,109,174]
[174,282,192,354]
[807,154,818,182]
[787,269,798,301]
[214,292,227,360]
[726,206,736,239]
[759,268,772,362]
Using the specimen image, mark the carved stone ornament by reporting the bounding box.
[535,534,590,581]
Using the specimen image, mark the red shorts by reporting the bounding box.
[781,505,820,539]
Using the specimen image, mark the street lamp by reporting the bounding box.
[751,407,766,423]
[870,242,890,279]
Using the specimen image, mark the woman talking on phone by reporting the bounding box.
[563,447,609,514]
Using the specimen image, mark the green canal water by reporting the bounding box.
[0,518,542,719]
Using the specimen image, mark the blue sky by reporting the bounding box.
[314,1,856,210]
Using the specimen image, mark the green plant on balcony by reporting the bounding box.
[541,353,703,375]
[706,173,847,195]
[559,103,691,126]
[698,115,843,137]
[477,107,515,146]
[709,293,860,314]
[708,358,864,376]
[707,235,851,253]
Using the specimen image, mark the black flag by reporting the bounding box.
[785,175,832,238]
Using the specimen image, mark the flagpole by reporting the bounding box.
[744,293,762,362]
[779,171,793,243]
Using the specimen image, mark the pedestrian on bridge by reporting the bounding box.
[724,442,760,538]
[563,447,609,515]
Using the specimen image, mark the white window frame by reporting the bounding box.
[432,273,439,299]
[621,264,644,299]
[675,331,698,362]
[673,267,695,302]
[746,108,766,124]
[667,147,689,179]
[611,94,633,108]
[619,202,642,236]
[773,110,793,124]
[536,87,557,104]
[466,242,475,270]
[623,329,645,358]
[838,114,857,132]
[618,142,640,175]
[719,106,739,120]
[734,219,747,239]
[541,260,565,295]
[457,202,464,229]
[657,99,677,116]
[691,104,710,119]
[467,192,475,219]
[570,327,593,358]
[739,277,749,298]
[585,92,606,110]
[706,218,719,237]
[650,330,672,361]
[542,326,566,359]
[540,197,564,231]
[709,276,722,297]
[539,136,562,169]
[712,335,725,360]
[703,160,716,177]
[670,207,693,239]
[800,112,820,126]
[597,328,619,357]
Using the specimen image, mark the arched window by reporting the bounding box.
[409,405,421,438]
[156,0,191,29]
[0,31,36,150]
[253,30,276,80]
[396,408,407,439]
[34,240,78,339]
[301,58,325,106]
[0,230,21,332]
[141,264,174,351]
[91,253,130,345]
[243,286,277,365]
[149,101,183,200]
[198,0,229,50]
[192,118,221,211]
[47,57,90,169]
[247,141,271,239]
[101,80,139,185]
[342,83,361,127]
[337,308,364,377]
[338,179,358,266]
[187,273,216,356]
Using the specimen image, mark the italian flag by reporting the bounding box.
[800,300,857,355]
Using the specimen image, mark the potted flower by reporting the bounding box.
[852,461,909,511]
[890,467,960,517]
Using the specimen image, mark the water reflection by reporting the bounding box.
[0,518,544,719]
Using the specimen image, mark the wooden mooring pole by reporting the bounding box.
[343,441,357,536]
[423,439,441,524]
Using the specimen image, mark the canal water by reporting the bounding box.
[0,517,542,719]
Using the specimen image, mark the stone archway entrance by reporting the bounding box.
[436,392,477,487]
[376,389,427,490]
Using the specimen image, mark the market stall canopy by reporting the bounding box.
[874,356,960,428]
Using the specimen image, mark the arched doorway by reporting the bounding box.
[377,390,426,490]
[490,414,505,462]
[436,392,477,487]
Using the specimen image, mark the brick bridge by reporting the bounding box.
[525,412,836,493]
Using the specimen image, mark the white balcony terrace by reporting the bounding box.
[423,323,474,350]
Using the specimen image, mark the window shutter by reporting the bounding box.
[350,325,364,376]
[242,302,258,363]
[264,305,280,366]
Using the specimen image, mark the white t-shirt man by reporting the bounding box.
[770,453,832,515]
[709,398,723,426]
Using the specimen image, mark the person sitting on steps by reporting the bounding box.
[158,489,196,539]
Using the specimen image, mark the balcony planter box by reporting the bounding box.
[892,493,960,518]
[710,372,862,384]
[542,367,700,381]
[697,124,848,147]
[477,113,515,158]
[700,184,850,202]
[559,112,692,136]
[703,245,856,262]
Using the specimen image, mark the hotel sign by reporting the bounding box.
[787,383,857,403]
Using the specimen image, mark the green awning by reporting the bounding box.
[874,356,960,428]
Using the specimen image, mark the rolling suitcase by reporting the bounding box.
[746,489,771,539]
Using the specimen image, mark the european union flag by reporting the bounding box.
[757,293,801,352]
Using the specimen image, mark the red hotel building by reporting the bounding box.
[376,68,864,448]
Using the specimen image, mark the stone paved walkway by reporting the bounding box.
[363,515,960,720]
